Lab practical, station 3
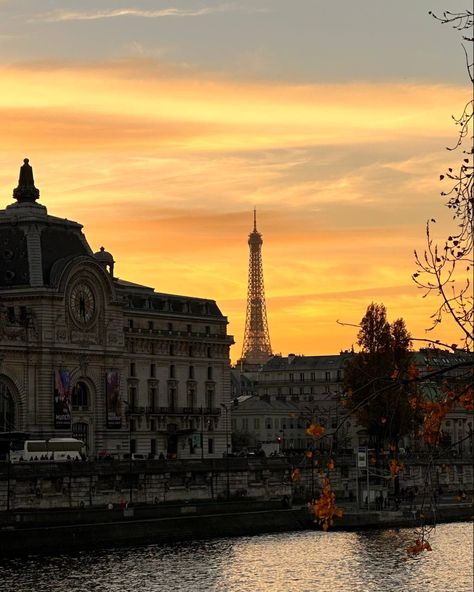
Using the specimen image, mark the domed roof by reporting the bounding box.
[94,246,114,264]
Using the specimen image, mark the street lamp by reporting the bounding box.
[221,403,230,500]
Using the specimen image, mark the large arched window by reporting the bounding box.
[72,381,89,409]
[0,380,15,431]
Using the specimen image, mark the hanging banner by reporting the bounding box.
[54,369,72,429]
[106,370,121,429]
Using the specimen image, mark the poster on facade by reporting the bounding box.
[106,370,121,428]
[53,369,72,429]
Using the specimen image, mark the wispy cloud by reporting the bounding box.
[33,4,238,23]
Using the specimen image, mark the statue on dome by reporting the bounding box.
[13,158,40,203]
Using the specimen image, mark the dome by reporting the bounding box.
[94,246,114,264]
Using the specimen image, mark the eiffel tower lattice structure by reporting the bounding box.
[240,209,272,366]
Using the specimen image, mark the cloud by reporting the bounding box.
[33,4,239,23]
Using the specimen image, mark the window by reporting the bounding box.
[149,387,156,410]
[167,322,173,332]
[129,386,137,408]
[189,345,193,357]
[207,366,213,380]
[299,373,305,382]
[189,366,195,379]
[148,321,154,330]
[130,439,137,454]
[150,363,156,378]
[208,438,214,454]
[151,439,156,456]
[187,387,195,409]
[186,324,192,333]
[169,344,174,356]
[242,418,249,430]
[266,418,272,429]
[206,388,215,409]
[128,319,134,329]
[289,373,294,382]
[310,372,315,381]
[205,326,210,336]
[150,419,156,431]
[207,346,212,358]
[325,371,331,381]
[168,387,177,410]
[72,382,88,408]
[169,365,175,379]
[129,362,136,377]
[254,418,260,430]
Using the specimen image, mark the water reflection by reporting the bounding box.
[0,523,472,592]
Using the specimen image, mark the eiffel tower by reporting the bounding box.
[240,209,272,366]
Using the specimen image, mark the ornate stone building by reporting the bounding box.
[0,160,233,458]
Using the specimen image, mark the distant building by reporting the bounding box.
[0,159,234,459]
[232,350,473,457]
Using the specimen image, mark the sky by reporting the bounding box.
[0,1,470,362]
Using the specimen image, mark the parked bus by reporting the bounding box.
[9,438,85,462]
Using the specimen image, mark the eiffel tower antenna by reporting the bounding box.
[241,209,272,365]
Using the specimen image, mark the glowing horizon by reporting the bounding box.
[0,1,469,363]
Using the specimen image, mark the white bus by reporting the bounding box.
[9,438,85,462]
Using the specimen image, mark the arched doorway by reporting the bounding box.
[72,421,89,451]
[0,380,16,432]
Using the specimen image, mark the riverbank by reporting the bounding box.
[0,499,471,556]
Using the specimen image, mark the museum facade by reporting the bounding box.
[0,159,233,459]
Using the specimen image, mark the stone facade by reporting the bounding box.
[232,351,473,457]
[0,162,233,459]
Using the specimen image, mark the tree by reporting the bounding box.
[343,303,420,457]
[413,10,473,352]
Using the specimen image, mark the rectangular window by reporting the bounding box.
[129,387,137,408]
[148,320,154,330]
[169,365,175,379]
[242,418,249,430]
[310,372,315,381]
[150,363,156,378]
[128,319,134,329]
[129,362,136,377]
[130,439,136,454]
[150,439,156,456]
[186,324,192,334]
[206,389,215,409]
[205,326,210,335]
[299,373,305,382]
[289,373,294,382]
[254,418,260,429]
[207,367,213,380]
[266,418,272,429]
[208,438,214,454]
[149,387,156,410]
[189,366,195,379]
[325,371,331,381]
[168,387,176,410]
[150,419,156,431]
[167,322,173,332]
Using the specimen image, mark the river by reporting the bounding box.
[0,522,472,592]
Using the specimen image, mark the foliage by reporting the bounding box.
[413,10,473,352]
[343,303,421,451]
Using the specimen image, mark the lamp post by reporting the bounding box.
[221,403,230,500]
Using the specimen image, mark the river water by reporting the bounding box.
[0,522,472,592]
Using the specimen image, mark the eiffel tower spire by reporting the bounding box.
[241,209,272,365]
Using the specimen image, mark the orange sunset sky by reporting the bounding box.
[0,1,470,362]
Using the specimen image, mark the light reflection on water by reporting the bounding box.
[0,522,472,592]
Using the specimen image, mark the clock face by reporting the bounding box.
[70,283,96,325]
